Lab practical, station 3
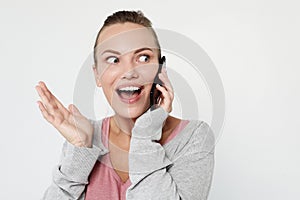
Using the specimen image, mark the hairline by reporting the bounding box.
[93,23,161,67]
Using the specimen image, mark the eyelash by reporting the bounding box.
[138,54,151,62]
[105,56,119,64]
[105,54,151,64]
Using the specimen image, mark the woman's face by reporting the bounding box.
[93,22,160,119]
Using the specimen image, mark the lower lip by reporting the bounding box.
[117,89,144,104]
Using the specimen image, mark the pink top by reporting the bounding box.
[85,117,190,200]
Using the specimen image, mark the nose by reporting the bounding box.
[122,69,139,79]
[121,56,139,80]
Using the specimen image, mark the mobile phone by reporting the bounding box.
[150,56,166,110]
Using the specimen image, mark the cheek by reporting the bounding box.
[143,83,153,96]
[100,66,121,85]
[135,64,159,84]
[100,69,121,101]
[100,64,119,77]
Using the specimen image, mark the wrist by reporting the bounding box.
[132,107,169,140]
[71,136,93,148]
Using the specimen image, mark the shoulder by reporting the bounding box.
[180,119,215,154]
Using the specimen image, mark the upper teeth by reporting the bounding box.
[118,86,140,91]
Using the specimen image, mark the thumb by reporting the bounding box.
[68,104,82,116]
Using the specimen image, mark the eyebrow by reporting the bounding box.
[101,49,120,55]
[101,47,153,55]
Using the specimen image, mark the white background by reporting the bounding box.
[1,0,299,199]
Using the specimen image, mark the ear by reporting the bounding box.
[93,64,102,87]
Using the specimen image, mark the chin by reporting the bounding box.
[113,104,149,120]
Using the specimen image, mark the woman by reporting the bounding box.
[36,10,214,200]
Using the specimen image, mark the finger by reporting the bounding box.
[39,81,59,105]
[160,70,173,92]
[156,84,172,102]
[158,72,174,93]
[158,74,174,100]
[68,104,83,117]
[38,81,69,117]
[39,81,60,104]
[35,85,52,110]
[38,81,51,99]
[37,100,54,123]
[156,84,173,112]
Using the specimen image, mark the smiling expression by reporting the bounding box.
[93,22,161,119]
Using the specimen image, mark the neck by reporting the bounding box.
[111,114,137,137]
[111,113,171,138]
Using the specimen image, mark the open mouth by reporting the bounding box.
[116,85,144,103]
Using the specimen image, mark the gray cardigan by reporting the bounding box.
[42,107,215,200]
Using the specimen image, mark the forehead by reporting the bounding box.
[96,22,158,55]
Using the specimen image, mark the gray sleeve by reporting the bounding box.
[126,107,215,200]
[42,120,104,200]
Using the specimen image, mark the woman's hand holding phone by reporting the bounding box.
[35,81,94,148]
[156,65,174,113]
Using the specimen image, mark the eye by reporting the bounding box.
[138,54,150,63]
[106,56,119,64]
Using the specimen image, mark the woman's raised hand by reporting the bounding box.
[35,81,94,148]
